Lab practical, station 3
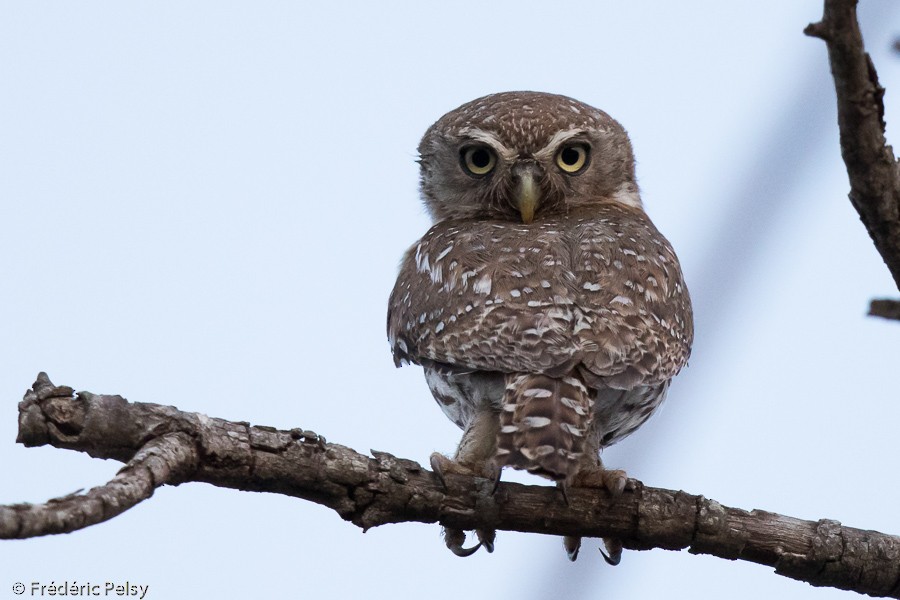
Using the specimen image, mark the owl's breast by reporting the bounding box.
[387,206,692,387]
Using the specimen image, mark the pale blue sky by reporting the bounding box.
[2,2,899,599]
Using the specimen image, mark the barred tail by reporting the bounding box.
[494,373,593,482]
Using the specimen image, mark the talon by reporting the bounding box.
[600,537,623,566]
[430,452,449,489]
[477,528,496,553]
[489,464,502,495]
[449,541,483,558]
[563,535,581,561]
[603,470,628,497]
[444,527,482,557]
[557,481,570,506]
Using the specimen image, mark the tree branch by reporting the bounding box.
[804,0,900,292]
[868,298,900,321]
[7,373,900,597]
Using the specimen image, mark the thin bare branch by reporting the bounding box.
[805,0,900,291]
[869,298,900,320]
[8,374,900,597]
[1,432,196,539]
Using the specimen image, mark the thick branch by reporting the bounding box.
[805,0,900,290]
[8,374,900,598]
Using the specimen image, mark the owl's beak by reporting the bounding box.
[512,162,541,224]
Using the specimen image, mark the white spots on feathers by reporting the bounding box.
[522,416,552,428]
[560,423,584,436]
[388,201,692,395]
[523,388,552,398]
[562,376,586,389]
[436,245,454,261]
[414,244,429,273]
[428,262,442,284]
[473,274,492,294]
[560,396,588,416]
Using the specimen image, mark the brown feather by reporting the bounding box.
[495,373,593,482]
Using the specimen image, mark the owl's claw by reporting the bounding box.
[430,452,450,489]
[557,481,570,506]
[448,541,483,558]
[572,466,628,496]
[603,470,628,496]
[560,464,626,564]
[600,537,623,566]
[564,535,581,561]
[477,528,496,553]
[443,527,483,557]
[431,452,491,489]
[489,464,502,495]
[433,454,496,557]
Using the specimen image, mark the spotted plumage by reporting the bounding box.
[387,91,693,560]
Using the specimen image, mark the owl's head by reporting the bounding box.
[418,91,640,223]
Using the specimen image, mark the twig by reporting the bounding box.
[7,373,900,598]
[868,298,900,320]
[805,0,900,291]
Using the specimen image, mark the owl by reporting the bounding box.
[387,91,693,561]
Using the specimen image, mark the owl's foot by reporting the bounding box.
[429,452,501,491]
[572,466,628,496]
[430,452,497,557]
[560,465,628,562]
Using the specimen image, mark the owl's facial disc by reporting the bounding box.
[511,162,542,224]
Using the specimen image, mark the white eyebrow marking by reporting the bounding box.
[458,127,516,161]
[533,128,587,160]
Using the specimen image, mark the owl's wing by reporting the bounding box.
[387,209,693,388]
[567,216,693,389]
[388,219,581,375]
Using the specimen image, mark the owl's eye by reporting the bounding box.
[460,146,496,177]
[556,144,590,174]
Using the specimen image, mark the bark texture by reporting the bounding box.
[6,374,900,598]
[805,0,900,292]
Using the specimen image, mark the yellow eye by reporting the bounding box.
[556,144,589,174]
[461,146,496,176]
